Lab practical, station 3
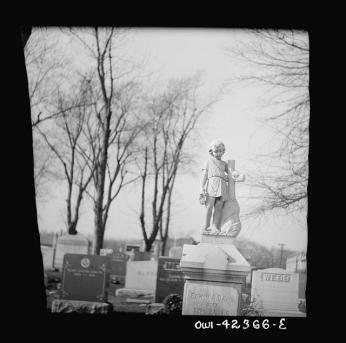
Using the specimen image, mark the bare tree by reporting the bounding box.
[25,28,87,200]
[25,28,64,196]
[37,76,95,235]
[69,28,144,254]
[25,28,63,126]
[226,30,309,216]
[138,77,216,253]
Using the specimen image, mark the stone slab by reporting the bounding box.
[200,233,235,245]
[51,299,111,313]
[115,288,154,298]
[262,309,306,317]
[181,243,250,273]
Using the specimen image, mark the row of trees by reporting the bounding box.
[26,28,215,255]
[26,28,309,256]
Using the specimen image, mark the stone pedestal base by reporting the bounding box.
[180,238,250,316]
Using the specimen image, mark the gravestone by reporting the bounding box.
[41,245,54,269]
[54,234,89,270]
[60,253,110,302]
[298,272,307,300]
[125,244,140,256]
[133,251,152,261]
[251,268,306,317]
[169,246,183,259]
[155,257,185,303]
[108,252,128,289]
[180,159,251,316]
[115,260,158,310]
[124,260,158,291]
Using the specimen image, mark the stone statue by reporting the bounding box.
[199,140,245,238]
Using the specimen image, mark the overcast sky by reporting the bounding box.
[34,28,308,252]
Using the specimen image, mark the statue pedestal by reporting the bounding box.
[180,234,250,316]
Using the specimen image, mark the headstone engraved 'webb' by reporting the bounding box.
[155,257,185,303]
[180,159,251,316]
[60,253,110,302]
[251,268,306,317]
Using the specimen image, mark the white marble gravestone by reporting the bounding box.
[41,245,54,269]
[251,268,306,317]
[180,159,250,316]
[124,260,158,291]
[54,233,90,270]
[169,246,183,259]
[115,260,158,302]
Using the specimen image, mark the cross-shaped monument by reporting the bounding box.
[180,159,250,316]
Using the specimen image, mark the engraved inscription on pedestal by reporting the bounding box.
[182,280,239,316]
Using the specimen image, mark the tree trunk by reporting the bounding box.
[68,221,77,235]
[93,196,105,254]
[143,238,154,253]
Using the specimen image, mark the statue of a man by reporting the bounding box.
[199,140,245,237]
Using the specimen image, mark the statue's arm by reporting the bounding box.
[200,163,208,194]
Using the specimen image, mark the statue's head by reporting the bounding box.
[208,140,226,159]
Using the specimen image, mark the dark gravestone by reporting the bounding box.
[298,272,307,299]
[109,252,128,287]
[133,251,152,261]
[155,257,185,303]
[61,254,110,303]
